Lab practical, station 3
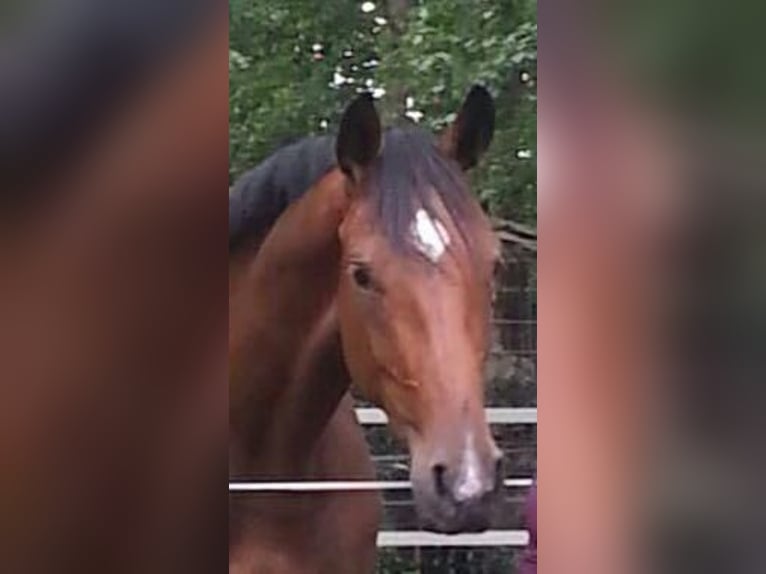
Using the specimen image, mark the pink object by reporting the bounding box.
[519,481,537,574]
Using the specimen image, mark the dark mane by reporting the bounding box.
[228,135,337,250]
[2,0,215,196]
[228,127,475,256]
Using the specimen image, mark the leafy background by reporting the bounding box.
[229,0,536,225]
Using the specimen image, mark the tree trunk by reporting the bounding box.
[381,0,410,124]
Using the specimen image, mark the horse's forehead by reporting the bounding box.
[348,203,491,263]
[343,203,448,257]
[408,208,450,262]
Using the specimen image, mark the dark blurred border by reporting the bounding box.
[539,1,766,573]
[1,0,218,201]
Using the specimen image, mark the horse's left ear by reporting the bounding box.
[336,93,382,181]
[440,85,495,170]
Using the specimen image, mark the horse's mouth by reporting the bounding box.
[420,514,491,534]
[416,499,494,534]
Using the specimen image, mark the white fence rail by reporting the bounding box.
[356,407,537,425]
[229,478,532,493]
[377,530,529,548]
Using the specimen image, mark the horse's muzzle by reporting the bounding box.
[412,450,503,534]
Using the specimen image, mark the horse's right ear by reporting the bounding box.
[336,93,382,180]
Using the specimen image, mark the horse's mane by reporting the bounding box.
[228,135,337,251]
[229,127,475,257]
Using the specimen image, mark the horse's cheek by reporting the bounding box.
[338,310,375,394]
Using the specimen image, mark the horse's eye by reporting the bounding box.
[351,266,374,290]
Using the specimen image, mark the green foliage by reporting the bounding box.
[230,0,536,223]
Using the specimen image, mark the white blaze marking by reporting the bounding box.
[455,432,484,502]
[411,208,450,262]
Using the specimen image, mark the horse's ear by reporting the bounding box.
[336,93,382,180]
[440,85,495,170]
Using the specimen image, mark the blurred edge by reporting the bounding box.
[539,1,766,573]
[0,1,229,572]
[0,0,219,201]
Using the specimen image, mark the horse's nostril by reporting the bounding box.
[432,463,449,498]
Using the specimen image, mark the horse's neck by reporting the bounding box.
[229,169,352,472]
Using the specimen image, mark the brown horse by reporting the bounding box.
[229,86,503,573]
